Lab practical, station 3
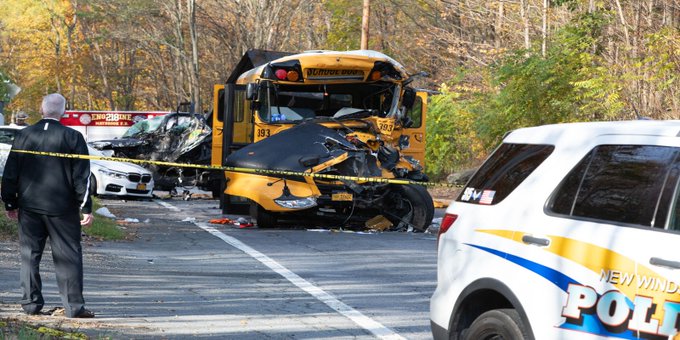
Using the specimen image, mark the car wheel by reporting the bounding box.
[382,184,434,232]
[250,202,277,228]
[89,173,98,197]
[464,309,528,340]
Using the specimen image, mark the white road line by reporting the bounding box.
[155,200,405,340]
[155,200,181,212]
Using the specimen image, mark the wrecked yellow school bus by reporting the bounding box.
[211,49,432,231]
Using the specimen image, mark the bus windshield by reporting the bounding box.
[257,81,402,123]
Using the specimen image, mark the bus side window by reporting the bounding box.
[234,90,245,123]
[216,89,224,123]
[406,96,423,128]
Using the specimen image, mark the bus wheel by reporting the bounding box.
[382,184,434,232]
[250,202,277,228]
[464,309,528,340]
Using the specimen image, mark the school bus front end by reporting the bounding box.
[216,50,432,230]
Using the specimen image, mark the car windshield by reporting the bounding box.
[122,115,165,137]
[257,81,402,123]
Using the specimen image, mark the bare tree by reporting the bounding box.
[541,0,548,56]
[188,0,200,110]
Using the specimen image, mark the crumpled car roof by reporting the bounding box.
[90,112,212,163]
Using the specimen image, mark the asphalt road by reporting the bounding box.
[0,196,440,339]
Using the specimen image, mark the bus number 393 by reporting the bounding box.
[257,128,271,138]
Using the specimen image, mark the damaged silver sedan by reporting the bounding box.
[90,112,216,193]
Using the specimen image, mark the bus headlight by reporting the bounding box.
[274,196,317,209]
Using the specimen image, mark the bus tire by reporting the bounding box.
[383,184,434,232]
[250,202,277,228]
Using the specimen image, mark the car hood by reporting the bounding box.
[90,138,145,149]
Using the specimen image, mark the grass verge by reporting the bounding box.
[84,199,125,240]
[0,198,126,241]
[0,318,94,339]
[0,204,18,240]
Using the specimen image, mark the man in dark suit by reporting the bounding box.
[1,93,95,318]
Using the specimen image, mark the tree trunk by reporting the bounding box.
[188,0,200,111]
[614,0,631,49]
[541,0,548,57]
[520,0,530,50]
[64,0,78,108]
[361,0,370,49]
[495,0,504,49]
[173,0,187,104]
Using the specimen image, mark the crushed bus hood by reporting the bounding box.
[224,122,381,177]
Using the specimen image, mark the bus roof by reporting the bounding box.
[226,49,294,84]
[236,50,409,84]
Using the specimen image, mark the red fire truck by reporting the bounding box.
[60,110,170,142]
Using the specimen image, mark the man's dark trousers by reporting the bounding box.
[18,208,85,317]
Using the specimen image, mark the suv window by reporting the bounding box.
[457,143,554,205]
[550,145,680,228]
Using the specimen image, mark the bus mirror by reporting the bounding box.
[246,83,258,101]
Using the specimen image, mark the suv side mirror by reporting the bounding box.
[246,83,259,101]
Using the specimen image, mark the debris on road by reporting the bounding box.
[365,215,393,231]
[95,207,116,218]
[208,217,254,228]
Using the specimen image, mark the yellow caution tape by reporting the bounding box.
[9,149,464,188]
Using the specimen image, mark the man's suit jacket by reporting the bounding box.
[1,119,92,215]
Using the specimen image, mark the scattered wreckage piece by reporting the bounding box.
[209,217,254,228]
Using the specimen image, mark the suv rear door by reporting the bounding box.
[530,135,680,338]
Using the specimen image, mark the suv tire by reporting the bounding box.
[464,309,527,340]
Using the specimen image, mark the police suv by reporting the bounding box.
[431,120,680,339]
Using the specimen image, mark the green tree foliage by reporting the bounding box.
[323,0,362,50]
[622,27,680,120]
[425,84,483,181]
[470,11,624,149]
[0,70,9,102]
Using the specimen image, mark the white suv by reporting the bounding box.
[431,120,680,340]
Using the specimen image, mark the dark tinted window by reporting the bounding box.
[457,143,554,205]
[405,96,423,128]
[217,89,224,123]
[551,145,679,227]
